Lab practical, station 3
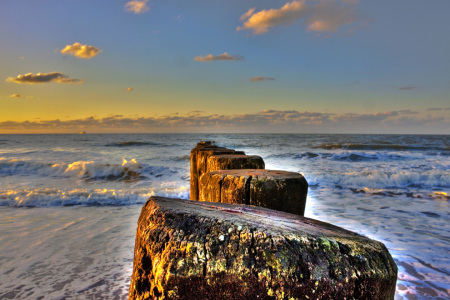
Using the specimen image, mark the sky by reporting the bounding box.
[1,0,449,134]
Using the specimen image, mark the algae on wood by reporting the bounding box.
[129,197,397,300]
[199,169,308,216]
[207,154,265,172]
[190,141,240,201]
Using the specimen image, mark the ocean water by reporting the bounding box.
[0,133,448,299]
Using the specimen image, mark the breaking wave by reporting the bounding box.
[0,158,174,181]
[0,187,190,207]
[269,151,408,162]
[306,169,450,191]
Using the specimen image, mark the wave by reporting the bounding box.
[288,151,406,162]
[331,152,380,161]
[346,188,449,201]
[105,141,162,147]
[314,143,449,152]
[0,158,177,181]
[169,155,190,161]
[295,152,380,161]
[306,169,450,191]
[0,187,190,207]
[265,153,298,159]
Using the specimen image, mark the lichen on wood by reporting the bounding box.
[190,142,241,201]
[199,169,308,216]
[129,197,397,300]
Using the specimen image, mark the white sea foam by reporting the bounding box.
[0,187,189,207]
[307,169,450,190]
[0,157,178,181]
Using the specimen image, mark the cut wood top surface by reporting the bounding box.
[205,169,305,179]
[146,196,374,244]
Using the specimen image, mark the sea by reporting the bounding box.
[0,134,448,300]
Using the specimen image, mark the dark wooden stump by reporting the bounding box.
[207,154,265,172]
[190,141,242,201]
[129,197,398,300]
[199,169,308,216]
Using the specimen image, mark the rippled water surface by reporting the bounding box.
[0,134,448,299]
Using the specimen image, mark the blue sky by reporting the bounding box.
[1,0,449,133]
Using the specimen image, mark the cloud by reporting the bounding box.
[304,0,362,33]
[5,72,83,84]
[237,0,364,35]
[397,109,419,115]
[384,116,448,128]
[124,0,150,14]
[333,111,398,123]
[237,1,308,34]
[240,8,256,21]
[0,110,332,131]
[8,94,34,99]
[126,87,134,92]
[174,15,184,22]
[249,76,275,82]
[398,86,415,91]
[193,52,244,62]
[60,42,102,59]
[188,110,204,114]
[427,108,442,111]
[1,110,447,134]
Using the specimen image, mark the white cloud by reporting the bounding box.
[237,0,364,35]
[61,42,102,59]
[5,72,83,84]
[124,0,150,14]
[193,52,244,62]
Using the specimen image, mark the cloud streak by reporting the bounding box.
[125,0,150,14]
[1,110,447,134]
[193,52,244,62]
[61,42,102,59]
[5,72,83,84]
[398,86,415,91]
[9,94,21,98]
[397,109,419,115]
[249,77,275,82]
[237,0,364,35]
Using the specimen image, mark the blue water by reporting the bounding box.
[0,134,449,299]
